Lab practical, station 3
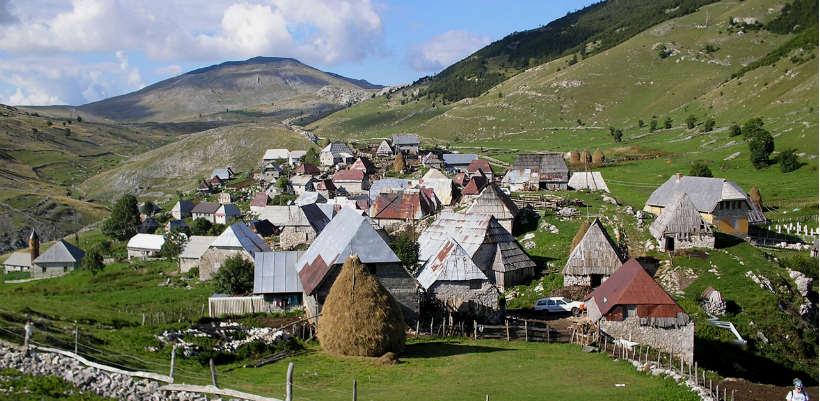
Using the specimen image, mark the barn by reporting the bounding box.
[562,218,623,287]
[465,184,519,233]
[649,192,715,251]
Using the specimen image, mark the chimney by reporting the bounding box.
[675,172,683,182]
[28,229,40,262]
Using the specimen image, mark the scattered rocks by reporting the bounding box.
[557,207,578,218]
[787,269,813,297]
[602,195,618,205]
[744,271,775,293]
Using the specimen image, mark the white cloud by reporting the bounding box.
[155,64,183,76]
[408,30,490,72]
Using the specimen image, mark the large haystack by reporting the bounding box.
[317,255,406,357]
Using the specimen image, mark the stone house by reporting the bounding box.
[465,184,519,233]
[649,192,715,251]
[332,169,369,195]
[585,258,694,364]
[320,142,354,166]
[644,174,766,236]
[420,168,453,205]
[179,235,217,273]
[562,218,623,287]
[255,204,334,249]
[171,200,194,220]
[510,153,569,190]
[296,208,419,321]
[199,223,271,281]
[31,240,84,279]
[127,234,165,260]
[421,152,444,170]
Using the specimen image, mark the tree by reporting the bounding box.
[160,232,186,260]
[664,117,673,129]
[729,124,742,137]
[190,218,213,235]
[303,147,320,165]
[689,161,713,177]
[102,195,141,240]
[80,246,104,274]
[741,117,765,140]
[638,119,645,128]
[275,175,289,190]
[779,148,800,173]
[613,129,623,143]
[390,231,419,271]
[686,115,697,129]
[743,118,774,169]
[213,255,254,295]
[393,152,406,174]
[649,119,658,132]
[209,223,226,236]
[702,118,715,132]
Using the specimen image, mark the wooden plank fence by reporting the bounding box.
[208,296,300,318]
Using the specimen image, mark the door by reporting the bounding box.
[664,236,675,251]
[590,274,603,288]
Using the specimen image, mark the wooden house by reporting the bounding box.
[369,190,436,229]
[465,184,519,233]
[585,258,694,363]
[296,208,419,321]
[562,218,623,287]
[391,134,420,155]
[509,153,568,190]
[644,174,765,236]
[179,235,216,273]
[416,238,501,319]
[420,168,453,206]
[199,223,271,281]
[127,233,165,259]
[171,200,194,220]
[376,140,393,157]
[418,212,535,291]
[31,240,84,279]
[253,251,305,309]
[332,169,369,195]
[649,192,715,251]
[320,142,354,166]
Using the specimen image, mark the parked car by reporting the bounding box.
[534,297,585,316]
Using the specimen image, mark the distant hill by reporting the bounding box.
[78,57,382,123]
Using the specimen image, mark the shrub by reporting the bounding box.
[80,247,104,274]
[190,218,213,235]
[613,128,623,143]
[778,148,800,173]
[390,231,419,271]
[703,118,715,132]
[649,119,658,132]
[664,117,673,129]
[729,124,742,137]
[101,195,141,241]
[160,232,186,260]
[213,255,254,295]
[686,115,697,129]
[689,161,713,177]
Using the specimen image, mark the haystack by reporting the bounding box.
[317,255,406,357]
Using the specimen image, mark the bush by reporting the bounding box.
[649,119,658,131]
[689,162,713,177]
[101,195,141,241]
[160,232,185,260]
[686,115,697,129]
[390,231,419,271]
[213,255,254,295]
[703,118,715,132]
[779,148,801,173]
[663,117,673,129]
[613,129,623,143]
[80,247,105,274]
[190,218,213,235]
[729,124,742,137]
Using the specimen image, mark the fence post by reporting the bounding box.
[352,379,357,401]
[209,358,218,388]
[73,321,79,354]
[430,318,434,336]
[142,313,146,326]
[169,345,176,383]
[546,324,550,343]
[285,362,294,401]
[415,320,420,336]
[723,387,726,401]
[505,319,510,341]
[23,320,32,355]
[473,320,477,340]
[524,320,528,342]
[485,395,489,401]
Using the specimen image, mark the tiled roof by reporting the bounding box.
[586,259,684,318]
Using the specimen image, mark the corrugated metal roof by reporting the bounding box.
[563,218,622,276]
[392,134,420,146]
[649,193,712,238]
[568,172,610,193]
[369,178,413,201]
[646,175,749,213]
[180,236,217,259]
[512,153,568,173]
[127,234,165,251]
[416,238,488,289]
[254,251,305,294]
[3,251,31,267]
[296,208,399,294]
[263,149,290,160]
[191,202,221,214]
[33,240,84,264]
[210,223,271,255]
[586,259,684,318]
[442,153,478,166]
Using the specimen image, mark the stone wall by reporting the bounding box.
[199,248,253,281]
[429,281,500,321]
[563,274,591,286]
[279,226,316,250]
[30,263,75,279]
[600,318,694,364]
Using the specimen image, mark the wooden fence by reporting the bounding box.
[413,316,559,343]
[208,296,299,318]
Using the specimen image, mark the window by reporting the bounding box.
[469,280,482,290]
[557,299,567,305]
[626,305,637,318]
[547,300,556,306]
[536,300,546,306]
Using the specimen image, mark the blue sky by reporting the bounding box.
[0,0,595,106]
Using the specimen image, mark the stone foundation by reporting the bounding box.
[600,318,694,364]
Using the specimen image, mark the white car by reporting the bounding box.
[534,297,585,316]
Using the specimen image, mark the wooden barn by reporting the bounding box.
[509,153,569,190]
[562,218,623,287]
[465,183,519,233]
[649,192,715,251]
[376,139,393,157]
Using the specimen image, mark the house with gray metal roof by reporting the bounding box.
[510,153,569,190]
[179,235,217,273]
[127,233,165,260]
[199,223,271,281]
[368,178,413,201]
[254,251,305,309]
[210,167,235,181]
[171,200,194,220]
[391,134,420,154]
[31,240,85,279]
[442,153,479,172]
[295,208,418,321]
[255,204,334,249]
[644,174,765,236]
[320,142,355,166]
[3,250,31,273]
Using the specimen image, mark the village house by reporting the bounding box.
[139,217,160,234]
[644,174,766,236]
[256,204,334,249]
[391,134,420,155]
[171,200,194,220]
[259,162,282,183]
[127,233,165,260]
[289,175,317,195]
[262,149,289,163]
[294,163,321,176]
[460,175,488,203]
[508,153,569,190]
[199,222,271,281]
[369,190,437,229]
[465,184,519,233]
[191,202,241,224]
[314,179,337,199]
[416,237,501,319]
[249,192,270,213]
[585,258,694,364]
[288,150,307,166]
[179,235,216,273]
[332,169,369,195]
[3,250,31,273]
[563,218,623,287]
[31,240,85,279]
[500,168,539,192]
[218,204,241,223]
[418,212,536,291]
[211,167,235,181]
[296,208,419,321]
[320,142,355,166]
[420,168,453,206]
[649,192,715,251]
[369,178,413,201]
[376,140,393,157]
[467,159,493,180]
[421,152,444,170]
[568,171,610,192]
[253,251,305,309]
[442,153,478,173]
[350,156,376,174]
[295,191,327,206]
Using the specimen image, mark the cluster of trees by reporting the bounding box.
[608,127,623,143]
[739,117,800,172]
[685,115,715,132]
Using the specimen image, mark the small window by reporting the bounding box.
[626,305,637,318]
[469,280,482,290]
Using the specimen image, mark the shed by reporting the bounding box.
[511,153,569,190]
[376,140,393,157]
[562,218,623,287]
[199,223,271,281]
[420,168,453,206]
[3,251,31,272]
[127,234,165,260]
[649,192,714,251]
[31,240,85,278]
[254,251,305,308]
[568,172,610,193]
[179,235,217,273]
[465,184,519,232]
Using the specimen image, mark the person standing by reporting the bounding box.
[787,379,810,401]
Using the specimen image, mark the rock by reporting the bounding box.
[557,207,578,217]
[788,269,813,297]
[602,195,618,205]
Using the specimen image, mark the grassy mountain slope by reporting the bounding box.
[79,57,380,123]
[79,123,314,201]
[0,105,184,253]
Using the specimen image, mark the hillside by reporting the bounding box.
[78,57,381,123]
[79,123,314,202]
[0,104,185,253]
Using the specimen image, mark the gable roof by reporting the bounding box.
[211,167,234,180]
[369,178,413,201]
[295,163,320,176]
[563,218,623,276]
[210,223,271,255]
[4,251,31,267]
[370,191,435,220]
[250,192,269,208]
[650,192,712,238]
[351,157,375,173]
[587,258,684,318]
[180,236,217,259]
[296,208,399,295]
[466,184,519,221]
[646,175,748,213]
[173,200,194,213]
[461,175,488,195]
[416,238,488,289]
[127,233,165,250]
[442,153,478,166]
[219,203,241,217]
[512,153,568,174]
[376,140,393,155]
[191,202,221,214]
[263,149,289,160]
[290,174,317,186]
[422,168,448,181]
[332,169,366,182]
[295,191,327,206]
[467,159,493,175]
[254,251,305,294]
[256,205,332,231]
[322,142,353,155]
[568,172,610,192]
[392,134,420,146]
[33,240,84,264]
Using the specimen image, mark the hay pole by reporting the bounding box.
[352,379,357,401]
[209,358,218,388]
[169,345,176,383]
[285,362,294,401]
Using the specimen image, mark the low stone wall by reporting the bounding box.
[600,318,694,364]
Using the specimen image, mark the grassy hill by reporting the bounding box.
[79,123,315,202]
[79,57,381,123]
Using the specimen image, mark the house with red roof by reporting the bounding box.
[332,168,369,195]
[467,159,493,180]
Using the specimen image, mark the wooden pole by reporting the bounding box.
[524,320,528,342]
[656,350,661,367]
[546,324,550,343]
[169,345,176,383]
[142,313,146,326]
[703,371,706,389]
[285,362,294,401]
[415,320,420,336]
[430,318,434,336]
[473,320,478,340]
[352,379,357,401]
[505,319,510,341]
[23,320,32,355]
[485,395,489,401]
[73,321,79,354]
[209,358,218,388]
[723,387,726,401]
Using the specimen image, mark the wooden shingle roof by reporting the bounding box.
[563,218,622,276]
